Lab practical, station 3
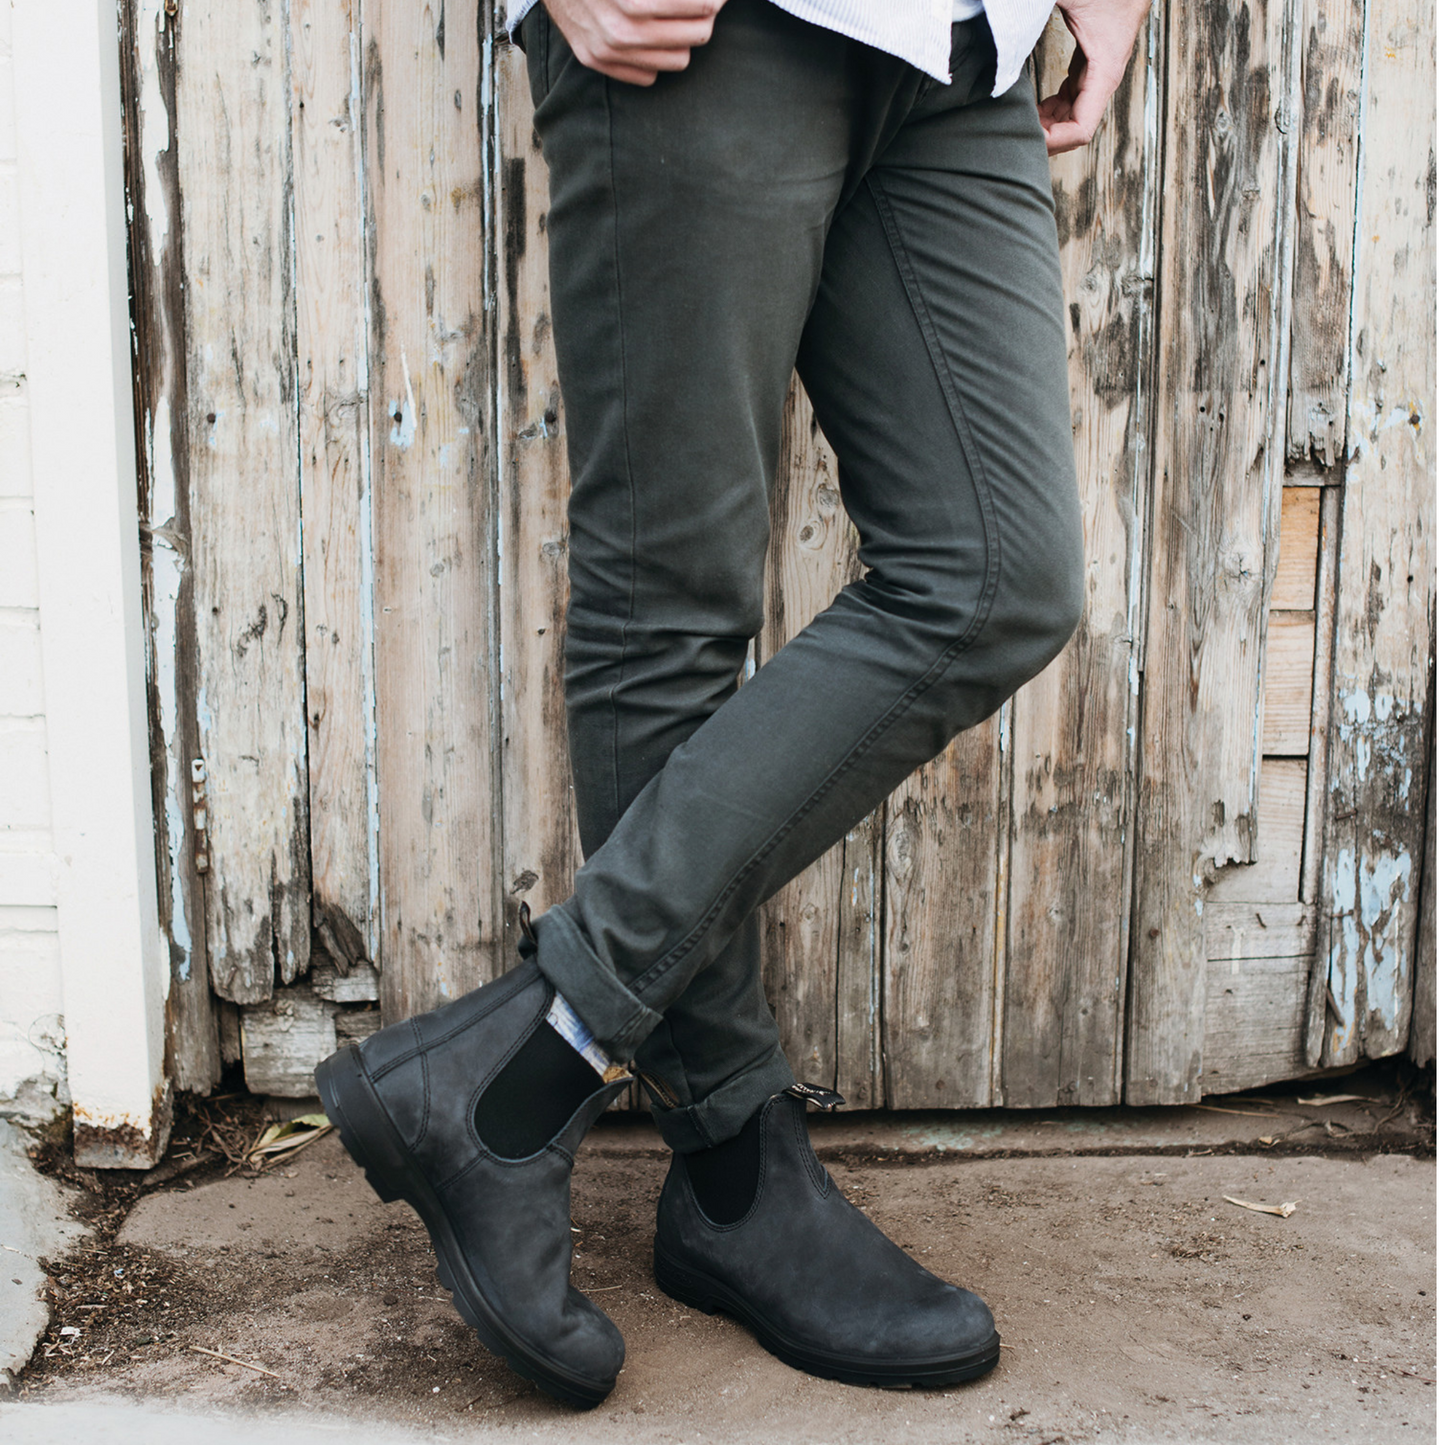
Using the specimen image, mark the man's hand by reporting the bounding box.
[543,0,727,86]
[1037,0,1152,156]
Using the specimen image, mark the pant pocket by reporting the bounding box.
[519,6,554,106]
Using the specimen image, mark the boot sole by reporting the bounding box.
[315,1044,617,1409]
[654,1244,1000,1388]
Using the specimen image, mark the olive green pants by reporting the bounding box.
[518,0,1083,1149]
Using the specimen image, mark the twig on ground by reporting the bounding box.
[189,1344,281,1379]
[1189,1105,1285,1119]
[1372,1082,1413,1135]
[1223,1195,1297,1218]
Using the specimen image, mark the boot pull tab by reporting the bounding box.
[785,1082,846,1111]
[520,901,543,947]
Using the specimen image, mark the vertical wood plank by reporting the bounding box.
[495,43,580,944]
[1202,952,1314,1093]
[1273,488,1322,609]
[1300,484,1341,906]
[1207,757,1308,903]
[1286,0,1365,468]
[1260,612,1317,754]
[1409,739,1434,1066]
[175,0,310,1004]
[834,815,883,1107]
[999,10,1161,1107]
[365,0,501,1019]
[293,0,377,975]
[120,0,219,1089]
[1127,0,1300,1103]
[883,723,1002,1108]
[758,385,874,1091]
[1315,0,1434,1065]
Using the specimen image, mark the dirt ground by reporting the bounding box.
[4,1079,1435,1445]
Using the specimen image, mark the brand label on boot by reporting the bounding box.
[785,1082,846,1111]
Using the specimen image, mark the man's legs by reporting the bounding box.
[530,5,1083,1141]
[317,2,1080,1402]
[527,0,878,1147]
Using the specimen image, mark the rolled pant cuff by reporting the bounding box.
[532,904,662,1061]
[643,1047,798,1153]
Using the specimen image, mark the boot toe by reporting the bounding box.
[553,1292,626,1386]
[912,1280,996,1360]
[832,1272,995,1365]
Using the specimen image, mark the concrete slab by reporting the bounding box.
[17,1119,1435,1444]
[0,1121,87,1387]
[0,1399,433,1445]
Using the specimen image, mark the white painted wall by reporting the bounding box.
[1,0,172,1166]
[0,0,68,1124]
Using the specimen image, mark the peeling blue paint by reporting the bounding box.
[1360,851,1412,1031]
[1327,840,1413,1044]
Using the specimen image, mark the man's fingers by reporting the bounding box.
[1039,117,1092,155]
[576,45,698,84]
[596,15,717,51]
[616,0,724,15]
[1036,43,1114,154]
[543,0,727,85]
[591,60,665,84]
[604,45,695,72]
[1063,66,1111,143]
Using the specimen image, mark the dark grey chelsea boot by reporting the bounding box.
[314,959,629,1408]
[653,1090,1000,1387]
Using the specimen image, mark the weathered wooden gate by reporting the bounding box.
[119,0,1434,1107]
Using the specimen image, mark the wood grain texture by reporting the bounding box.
[834,814,884,1107]
[1301,484,1341,907]
[883,722,1002,1108]
[174,0,310,1004]
[1287,0,1365,467]
[1260,612,1316,755]
[999,12,1160,1107]
[120,0,219,1088]
[495,44,581,954]
[240,986,338,1096]
[1206,901,1317,961]
[1203,952,1313,1094]
[1409,740,1434,1066]
[364,0,501,1019]
[118,0,1432,1103]
[1274,488,1322,609]
[293,0,377,977]
[1315,0,1435,1067]
[1127,0,1300,1103]
[1208,758,1307,904]
[758,384,879,1092]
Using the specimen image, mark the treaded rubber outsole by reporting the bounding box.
[314,1045,616,1410]
[653,1244,1001,1388]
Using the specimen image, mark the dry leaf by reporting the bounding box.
[1257,1135,1276,1146]
[1296,1094,1366,1107]
[1224,1195,1298,1218]
[246,1114,332,1163]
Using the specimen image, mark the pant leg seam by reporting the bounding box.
[627,184,1005,1002]
[602,79,639,826]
